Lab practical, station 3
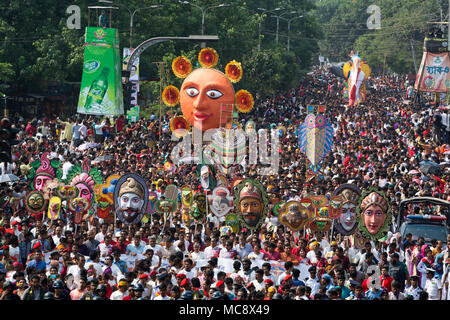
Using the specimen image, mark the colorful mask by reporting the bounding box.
[47,196,61,221]
[95,174,120,204]
[196,164,216,191]
[57,185,79,200]
[328,195,344,219]
[191,192,207,222]
[43,178,61,200]
[225,213,239,234]
[164,49,254,134]
[234,179,267,230]
[356,188,391,240]
[96,196,113,219]
[148,192,157,214]
[219,226,232,237]
[156,199,176,222]
[28,152,62,191]
[69,197,91,224]
[181,207,192,227]
[25,191,46,213]
[181,186,193,207]
[114,174,149,225]
[332,184,361,236]
[208,186,233,218]
[279,201,310,231]
[66,159,103,203]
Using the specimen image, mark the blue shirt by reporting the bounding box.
[126,243,146,255]
[292,279,306,287]
[27,259,47,272]
[365,289,383,300]
[72,124,81,139]
[334,285,351,299]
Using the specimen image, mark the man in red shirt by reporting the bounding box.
[379,265,394,292]
[263,242,281,261]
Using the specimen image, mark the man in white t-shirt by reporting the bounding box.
[51,226,63,247]
[110,279,129,300]
[251,269,265,292]
[143,236,162,255]
[66,255,86,290]
[94,223,109,243]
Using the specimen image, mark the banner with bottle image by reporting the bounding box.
[77,27,124,116]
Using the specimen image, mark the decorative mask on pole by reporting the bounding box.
[190,192,207,222]
[208,186,233,218]
[356,188,391,241]
[28,152,62,191]
[25,191,47,214]
[69,197,91,224]
[234,179,267,230]
[56,185,79,200]
[65,159,103,205]
[114,173,149,225]
[279,201,310,231]
[332,184,361,236]
[42,178,61,200]
[47,196,62,221]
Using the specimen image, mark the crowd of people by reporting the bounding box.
[0,65,449,301]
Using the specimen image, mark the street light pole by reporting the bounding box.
[257,7,283,51]
[272,11,296,44]
[286,15,303,52]
[130,6,162,49]
[100,0,162,49]
[179,1,230,48]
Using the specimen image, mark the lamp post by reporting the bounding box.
[285,15,303,52]
[257,7,283,51]
[179,1,230,48]
[272,10,296,44]
[100,0,162,49]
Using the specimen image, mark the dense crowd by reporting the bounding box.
[0,66,449,301]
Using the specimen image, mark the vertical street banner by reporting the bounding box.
[126,105,140,123]
[415,52,450,93]
[123,48,140,106]
[77,27,124,115]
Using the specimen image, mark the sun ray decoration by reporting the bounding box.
[198,47,219,68]
[162,85,180,107]
[172,56,193,79]
[235,89,254,113]
[225,60,243,83]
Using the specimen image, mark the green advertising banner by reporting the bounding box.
[77,27,123,116]
[126,105,140,123]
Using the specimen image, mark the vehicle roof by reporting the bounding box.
[399,197,450,207]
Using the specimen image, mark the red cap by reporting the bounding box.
[32,242,41,250]
[180,278,190,287]
[216,280,225,287]
[139,274,149,279]
[149,271,157,276]
[176,273,186,279]
[62,248,70,253]
[264,279,274,285]
[11,221,18,226]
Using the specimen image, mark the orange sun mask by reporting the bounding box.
[163,48,254,133]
